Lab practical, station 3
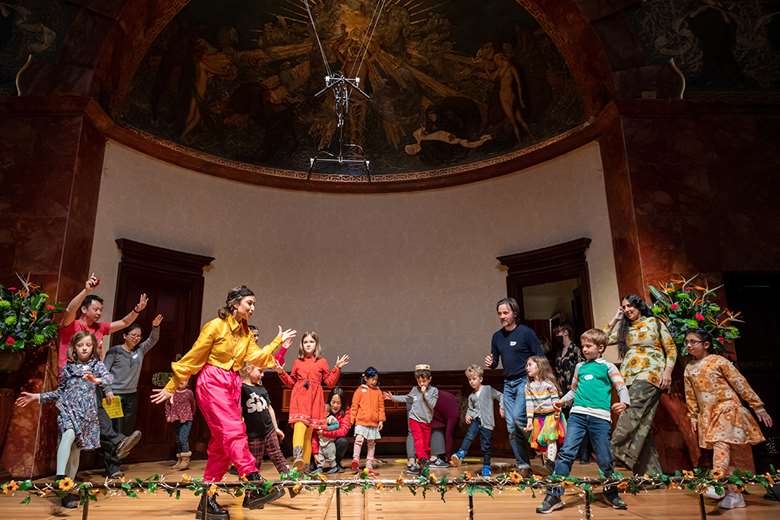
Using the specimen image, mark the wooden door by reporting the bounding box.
[110,239,213,462]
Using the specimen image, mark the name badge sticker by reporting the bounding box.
[509,341,517,346]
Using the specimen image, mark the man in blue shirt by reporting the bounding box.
[484,297,544,473]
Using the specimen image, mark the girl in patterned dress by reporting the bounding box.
[683,329,773,509]
[274,331,350,471]
[525,356,566,471]
[16,331,113,509]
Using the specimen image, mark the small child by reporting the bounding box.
[240,362,291,480]
[350,367,385,476]
[165,379,196,470]
[684,329,773,509]
[536,329,630,514]
[525,355,566,472]
[386,363,438,474]
[315,406,341,471]
[16,331,113,509]
[449,364,503,477]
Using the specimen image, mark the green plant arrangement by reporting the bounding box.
[648,274,743,355]
[0,274,63,352]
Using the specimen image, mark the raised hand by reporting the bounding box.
[335,354,350,369]
[151,388,174,405]
[15,392,39,407]
[277,326,297,343]
[136,293,149,312]
[85,273,100,290]
[152,314,164,327]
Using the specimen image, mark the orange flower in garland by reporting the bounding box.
[507,470,522,484]
[617,481,628,491]
[182,474,192,483]
[292,483,303,495]
[58,477,75,491]
[395,475,405,486]
[2,480,19,495]
[711,469,725,480]
[375,481,385,491]
[207,484,218,497]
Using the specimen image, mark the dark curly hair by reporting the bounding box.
[617,294,653,358]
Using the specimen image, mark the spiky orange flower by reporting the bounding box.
[58,477,75,491]
[1,480,19,495]
[207,484,218,496]
[507,470,522,484]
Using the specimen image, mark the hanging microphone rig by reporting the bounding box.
[304,0,387,181]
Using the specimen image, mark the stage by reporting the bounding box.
[1,458,778,519]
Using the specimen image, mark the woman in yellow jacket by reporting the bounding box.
[152,286,295,519]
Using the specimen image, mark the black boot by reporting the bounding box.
[195,494,229,520]
[61,492,80,509]
[242,472,285,509]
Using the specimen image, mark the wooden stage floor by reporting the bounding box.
[2,458,778,519]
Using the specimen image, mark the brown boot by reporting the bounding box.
[178,451,191,471]
[171,453,182,469]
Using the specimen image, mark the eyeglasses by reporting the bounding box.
[126,334,142,339]
[684,339,703,346]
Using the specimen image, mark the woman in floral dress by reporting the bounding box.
[606,294,677,474]
[684,329,773,509]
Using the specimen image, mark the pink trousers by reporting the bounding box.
[196,364,256,481]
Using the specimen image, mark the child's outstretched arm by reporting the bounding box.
[721,358,773,427]
[274,358,296,387]
[608,362,630,414]
[555,362,581,410]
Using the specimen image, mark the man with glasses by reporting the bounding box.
[100,314,163,476]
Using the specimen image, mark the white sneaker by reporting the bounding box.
[718,492,746,509]
[704,486,725,500]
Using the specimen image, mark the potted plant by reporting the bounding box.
[648,274,742,356]
[0,275,63,372]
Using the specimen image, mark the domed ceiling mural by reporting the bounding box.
[120,0,585,180]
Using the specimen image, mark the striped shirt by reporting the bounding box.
[525,380,559,420]
[560,358,630,422]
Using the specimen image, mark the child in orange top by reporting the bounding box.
[350,367,385,476]
[275,331,350,471]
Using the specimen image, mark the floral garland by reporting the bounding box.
[649,274,742,355]
[2,467,776,506]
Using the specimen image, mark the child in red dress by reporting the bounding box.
[275,331,350,471]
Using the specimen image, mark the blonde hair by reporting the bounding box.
[298,331,322,360]
[526,355,559,392]
[67,331,99,363]
[465,364,483,378]
[581,328,608,350]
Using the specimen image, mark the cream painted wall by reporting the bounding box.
[89,140,620,371]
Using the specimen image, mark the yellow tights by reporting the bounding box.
[292,422,313,469]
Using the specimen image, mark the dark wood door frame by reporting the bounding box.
[497,238,594,330]
[112,239,214,348]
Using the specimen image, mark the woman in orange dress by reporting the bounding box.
[275,331,349,471]
[684,329,773,509]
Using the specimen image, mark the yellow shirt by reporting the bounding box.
[163,314,282,393]
[606,316,677,387]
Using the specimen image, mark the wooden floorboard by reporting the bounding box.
[1,458,777,519]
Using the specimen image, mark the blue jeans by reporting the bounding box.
[457,418,493,465]
[549,413,617,498]
[174,421,193,453]
[503,377,530,466]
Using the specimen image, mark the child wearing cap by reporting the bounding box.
[384,364,438,474]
